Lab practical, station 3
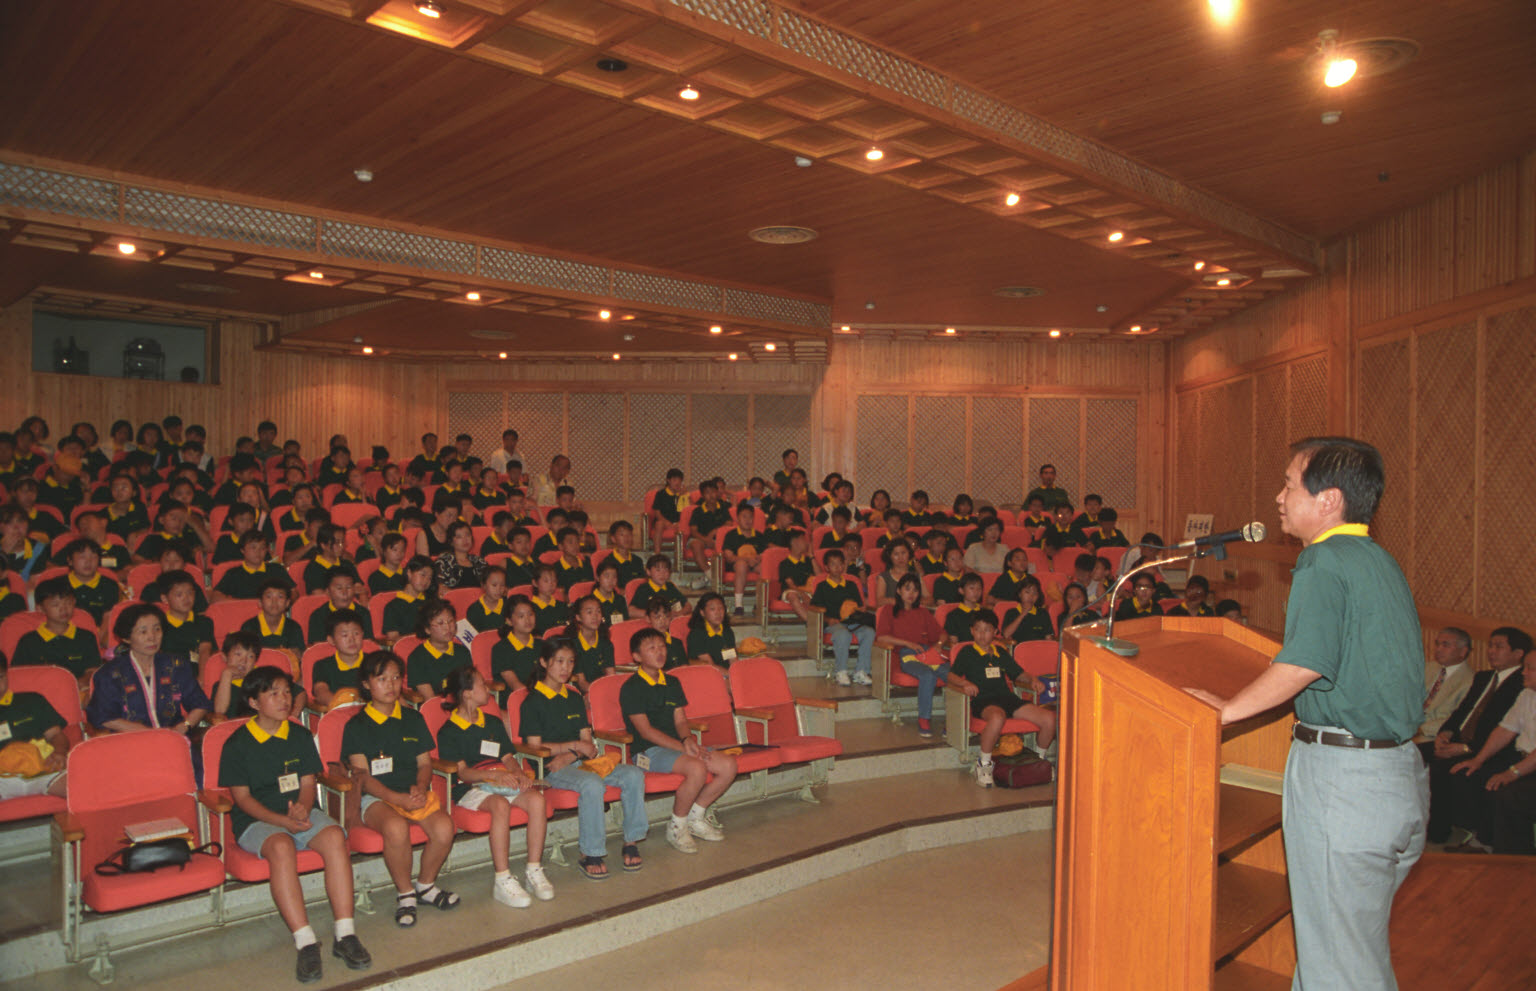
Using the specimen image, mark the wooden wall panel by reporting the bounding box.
[968,395,1025,510]
[751,393,812,484]
[854,395,910,498]
[624,394,686,502]
[1083,398,1137,512]
[446,391,505,461]
[912,395,966,507]
[503,393,566,478]
[1027,397,1080,504]
[1412,323,1477,614]
[1478,304,1536,625]
[565,393,626,501]
[1355,338,1413,572]
[690,394,750,485]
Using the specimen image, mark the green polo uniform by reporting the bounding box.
[591,591,629,626]
[39,475,84,513]
[619,668,688,743]
[931,573,967,605]
[901,509,934,528]
[529,596,569,635]
[215,563,293,600]
[219,719,325,837]
[777,555,814,591]
[302,557,360,596]
[1024,486,1071,512]
[133,531,192,562]
[24,509,65,541]
[764,526,796,550]
[571,631,615,683]
[555,556,594,592]
[465,596,507,633]
[310,653,364,696]
[434,710,514,801]
[66,574,121,624]
[1114,598,1163,622]
[531,533,559,559]
[631,580,683,614]
[307,604,372,645]
[500,555,536,588]
[479,534,512,559]
[367,566,407,595]
[241,614,306,652]
[11,625,98,678]
[406,641,463,695]
[689,502,732,538]
[604,551,647,587]
[221,678,255,719]
[381,592,426,637]
[721,528,769,558]
[951,642,1025,712]
[518,682,589,744]
[1089,528,1130,550]
[1032,523,1076,549]
[0,690,66,743]
[211,534,245,565]
[652,488,687,525]
[1002,605,1054,642]
[686,623,737,666]
[989,570,1032,604]
[283,534,317,560]
[809,576,864,622]
[1168,602,1216,618]
[339,703,433,794]
[660,633,688,670]
[161,612,215,659]
[491,632,540,690]
[0,586,24,621]
[944,604,999,642]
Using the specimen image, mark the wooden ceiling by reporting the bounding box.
[1,0,1529,355]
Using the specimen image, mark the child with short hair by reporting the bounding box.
[563,595,615,690]
[620,628,738,855]
[241,580,307,668]
[942,574,998,644]
[810,549,875,687]
[720,505,768,617]
[212,533,290,601]
[903,490,934,528]
[916,530,949,576]
[435,665,553,908]
[342,651,458,926]
[604,520,647,586]
[686,593,738,668]
[554,527,594,592]
[159,569,216,664]
[630,555,686,617]
[220,666,370,980]
[999,576,1054,643]
[303,523,359,595]
[212,503,257,564]
[381,557,435,642]
[1168,575,1215,617]
[306,572,373,645]
[591,559,630,626]
[647,469,688,552]
[501,527,537,587]
[1089,507,1129,549]
[1113,572,1165,621]
[490,595,540,693]
[988,548,1034,606]
[368,533,410,594]
[213,631,263,719]
[683,480,731,589]
[529,565,570,634]
[0,655,70,800]
[11,578,98,679]
[60,538,123,630]
[948,612,1057,787]
[481,511,515,558]
[931,547,970,605]
[406,600,462,700]
[776,530,817,621]
[310,612,367,709]
[645,599,690,669]
[465,566,509,633]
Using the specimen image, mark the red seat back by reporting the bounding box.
[609,619,649,665]
[7,664,86,746]
[200,648,295,696]
[725,656,799,744]
[670,664,738,747]
[584,672,631,736]
[1013,640,1059,678]
[67,730,201,883]
[207,600,260,643]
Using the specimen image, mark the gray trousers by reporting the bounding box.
[1282,728,1428,991]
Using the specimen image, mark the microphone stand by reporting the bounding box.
[1063,543,1225,658]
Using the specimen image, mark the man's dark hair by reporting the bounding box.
[1099,508,1118,523]
[241,665,292,703]
[1291,436,1386,525]
[1491,627,1533,656]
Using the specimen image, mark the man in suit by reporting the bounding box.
[1425,626,1531,844]
[1417,627,1476,754]
[1447,650,1536,852]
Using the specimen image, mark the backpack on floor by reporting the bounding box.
[992,755,1054,788]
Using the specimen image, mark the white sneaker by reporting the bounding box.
[851,671,872,686]
[688,813,725,841]
[835,670,851,686]
[667,820,699,854]
[492,873,532,908]
[974,760,994,788]
[523,863,555,902]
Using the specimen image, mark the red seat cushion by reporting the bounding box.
[640,771,685,793]
[0,794,65,823]
[767,736,842,763]
[731,747,784,773]
[968,716,1041,735]
[82,853,226,913]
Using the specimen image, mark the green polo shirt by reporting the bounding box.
[764,526,795,549]
[592,591,629,626]
[479,534,511,559]
[367,566,407,595]
[604,551,647,587]
[500,555,536,588]
[809,577,863,622]
[1089,528,1130,550]
[381,592,425,637]
[434,710,515,801]
[161,612,215,659]
[661,633,689,670]
[221,678,255,719]
[133,531,192,562]
[311,652,364,695]
[571,631,614,683]
[11,625,98,678]
[211,534,245,565]
[66,574,121,624]
[0,690,66,743]
[465,596,507,633]
[652,488,687,525]
[989,570,1032,604]
[689,502,732,537]
[944,604,998,642]
[529,596,569,635]
[1275,526,1423,742]
[1001,605,1054,642]
[406,641,463,695]
[686,622,736,666]
[302,557,360,596]
[619,668,688,743]
[0,587,23,621]
[217,718,323,836]
[555,556,594,592]
[631,580,683,614]
[241,614,306,652]
[915,552,947,577]
[490,632,540,690]
[215,563,294,600]
[721,529,769,557]
[306,604,372,646]
[518,681,590,744]
[1024,486,1071,511]
[339,703,432,794]
[777,555,814,590]
[951,643,1023,695]
[931,573,967,605]
[1167,602,1216,618]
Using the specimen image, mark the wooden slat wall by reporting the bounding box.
[1170,149,1536,652]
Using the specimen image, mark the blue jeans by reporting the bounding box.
[830,622,874,676]
[546,760,648,858]
[896,648,950,720]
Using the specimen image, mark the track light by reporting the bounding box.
[416,1,442,18]
[1004,192,1020,207]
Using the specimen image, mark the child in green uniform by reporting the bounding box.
[1113,572,1165,621]
[405,600,463,702]
[213,631,263,720]
[10,578,99,680]
[563,595,614,690]
[947,612,1056,787]
[240,580,307,672]
[630,555,686,617]
[776,530,817,621]
[306,573,373,645]
[683,480,731,588]
[643,600,690,670]
[620,628,738,854]
[211,503,256,565]
[301,524,360,595]
[159,569,216,665]
[590,559,629,626]
[381,557,435,643]
[720,505,769,618]
[60,539,123,627]
[809,550,873,686]
[310,612,367,710]
[685,593,737,668]
[500,528,537,588]
[434,666,553,907]
[490,596,541,695]
[1167,574,1216,617]
[367,534,410,595]
[999,575,1055,643]
[212,533,292,602]
[646,469,688,552]
[942,574,999,645]
[528,565,570,634]
[0,656,71,801]
[603,521,647,587]
[465,566,508,633]
[988,548,1034,608]
[340,652,457,927]
[930,547,969,605]
[553,528,594,592]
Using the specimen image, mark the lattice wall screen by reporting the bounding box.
[627,394,688,501]
[1480,305,1536,622]
[1253,367,1289,522]
[1414,323,1477,614]
[912,396,966,507]
[503,393,565,479]
[1289,356,1328,440]
[855,395,909,496]
[752,394,812,482]
[1358,338,1413,573]
[447,393,505,463]
[691,394,751,484]
[1028,398,1080,503]
[1083,398,1138,512]
[969,396,1023,508]
[566,394,626,501]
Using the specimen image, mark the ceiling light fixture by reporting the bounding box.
[1107,231,1124,243]
[679,84,699,101]
[117,242,136,255]
[1048,329,1062,339]
[612,353,621,360]
[839,325,851,332]
[1207,0,1238,24]
[728,353,738,361]
[764,342,776,351]
[309,270,324,279]
[361,345,374,354]
[598,309,611,320]
[1004,192,1021,207]
[1194,260,1206,271]
[864,148,884,162]
[943,327,956,335]
[466,291,480,301]
[620,314,635,321]
[709,325,722,334]
[353,168,373,183]
[1317,29,1358,88]
[415,1,442,18]
[596,58,628,73]
[1216,277,1232,286]
[498,352,508,359]
[1129,325,1142,333]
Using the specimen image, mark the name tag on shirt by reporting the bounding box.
[479,739,501,758]
[611,612,627,625]
[0,723,11,742]
[985,666,1002,680]
[370,756,393,776]
[277,773,300,793]
[721,648,738,662]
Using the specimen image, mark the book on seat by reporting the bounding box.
[123,818,192,843]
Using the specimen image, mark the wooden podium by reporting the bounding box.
[1048,616,1295,991]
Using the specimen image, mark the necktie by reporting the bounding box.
[1424,668,1447,711]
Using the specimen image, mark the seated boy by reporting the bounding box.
[819,506,854,549]
[931,547,970,605]
[1089,508,1129,549]
[901,490,934,529]
[213,503,258,564]
[310,612,368,709]
[683,480,731,589]
[528,565,570,634]
[500,527,537,588]
[54,510,126,572]
[591,559,630,626]
[368,533,410,594]
[874,509,906,548]
[131,503,197,565]
[0,655,71,802]
[213,631,264,720]
[643,599,690,670]
[531,511,566,559]
[480,511,515,558]
[1034,503,1076,549]
[809,549,874,687]
[302,523,361,596]
[503,488,538,528]
[1018,495,1050,540]
[604,520,647,586]
[283,508,332,566]
[647,469,688,551]
[159,569,216,665]
[241,580,307,669]
[60,539,123,630]
[11,577,99,681]
[1070,494,1104,541]
[988,548,1033,606]
[352,516,388,564]
[1168,574,1216,617]
[764,504,798,549]
[629,555,686,618]
[307,573,373,645]
[218,666,370,981]
[213,532,293,601]
[941,574,999,645]
[720,505,768,617]
[948,612,1057,787]
[380,557,435,643]
[916,530,950,577]
[553,527,594,592]
[776,529,817,621]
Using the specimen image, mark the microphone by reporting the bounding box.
[1178,521,1266,549]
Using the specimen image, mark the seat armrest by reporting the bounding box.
[53,811,84,844]
[401,687,424,705]
[198,789,234,813]
[807,605,826,614]
[317,771,354,792]
[735,706,775,720]
[794,697,839,711]
[515,742,552,759]
[430,758,459,774]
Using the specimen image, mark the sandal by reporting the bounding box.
[395,893,417,927]
[416,884,460,910]
[578,855,609,881]
[621,843,643,872]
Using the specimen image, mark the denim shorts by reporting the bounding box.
[237,808,341,855]
[636,745,683,773]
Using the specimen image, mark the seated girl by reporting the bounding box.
[685,593,737,668]
[1000,576,1055,643]
[874,574,946,738]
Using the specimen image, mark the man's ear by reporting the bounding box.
[1319,486,1346,519]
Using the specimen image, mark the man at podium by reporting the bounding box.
[1188,437,1426,991]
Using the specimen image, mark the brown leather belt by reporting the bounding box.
[1292,724,1403,750]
